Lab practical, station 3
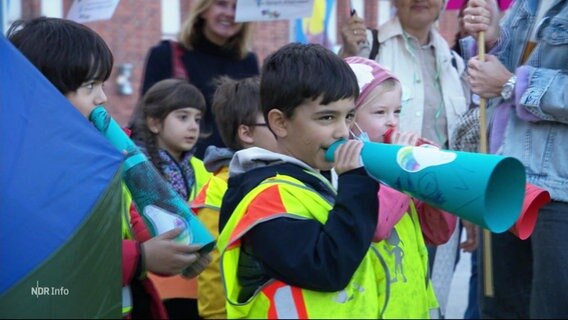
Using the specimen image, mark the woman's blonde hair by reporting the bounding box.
[178,0,253,59]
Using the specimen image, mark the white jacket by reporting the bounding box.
[361,17,468,147]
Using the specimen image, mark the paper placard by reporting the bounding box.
[67,0,120,23]
[236,0,314,22]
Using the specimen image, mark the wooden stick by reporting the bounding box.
[477,31,495,298]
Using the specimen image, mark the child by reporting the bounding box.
[216,43,382,319]
[129,78,212,319]
[190,76,277,319]
[344,56,457,318]
[7,17,209,319]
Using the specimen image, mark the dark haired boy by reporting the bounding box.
[216,43,381,318]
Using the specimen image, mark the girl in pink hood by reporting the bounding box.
[344,56,457,318]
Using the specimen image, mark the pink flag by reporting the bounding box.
[446,0,514,11]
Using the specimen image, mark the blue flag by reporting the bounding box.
[0,35,123,318]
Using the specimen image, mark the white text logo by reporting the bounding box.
[31,281,70,298]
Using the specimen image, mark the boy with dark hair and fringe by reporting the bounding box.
[190,75,276,319]
[216,43,381,319]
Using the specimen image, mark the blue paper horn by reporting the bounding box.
[325,139,526,233]
[89,106,215,253]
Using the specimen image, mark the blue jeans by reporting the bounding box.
[479,201,568,318]
[464,248,479,319]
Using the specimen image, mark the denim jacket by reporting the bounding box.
[488,0,568,201]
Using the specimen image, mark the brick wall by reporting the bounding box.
[250,20,290,63]
[77,0,163,125]
[18,0,460,126]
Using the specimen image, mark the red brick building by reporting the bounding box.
[8,0,460,126]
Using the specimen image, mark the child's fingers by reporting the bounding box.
[156,227,182,240]
[334,140,363,175]
[391,131,415,146]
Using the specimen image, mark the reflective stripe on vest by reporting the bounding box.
[265,282,308,319]
[121,185,134,317]
[121,184,134,240]
[122,286,132,316]
[218,173,380,319]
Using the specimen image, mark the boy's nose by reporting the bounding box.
[334,120,350,140]
[94,90,108,106]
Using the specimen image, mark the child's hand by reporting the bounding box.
[389,130,421,146]
[142,228,207,275]
[334,140,363,175]
[389,130,438,147]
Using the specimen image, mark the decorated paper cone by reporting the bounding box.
[90,107,215,252]
[326,140,526,233]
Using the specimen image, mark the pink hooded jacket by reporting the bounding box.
[375,185,457,244]
[343,56,457,244]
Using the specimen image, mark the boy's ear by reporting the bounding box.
[146,117,161,134]
[237,124,255,146]
[267,109,288,138]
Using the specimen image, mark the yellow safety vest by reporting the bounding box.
[120,184,134,317]
[192,166,228,212]
[371,201,438,319]
[218,173,380,319]
[188,157,211,202]
[191,166,229,319]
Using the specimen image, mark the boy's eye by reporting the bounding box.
[195,117,202,123]
[374,110,386,115]
[82,82,95,89]
[319,115,334,121]
[346,112,355,121]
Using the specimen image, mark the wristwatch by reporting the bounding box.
[501,75,517,100]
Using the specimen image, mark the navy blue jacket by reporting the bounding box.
[219,164,379,300]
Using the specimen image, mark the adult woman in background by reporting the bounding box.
[340,0,468,149]
[339,1,472,318]
[141,0,259,159]
[140,0,258,318]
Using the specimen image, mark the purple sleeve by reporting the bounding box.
[514,66,540,122]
